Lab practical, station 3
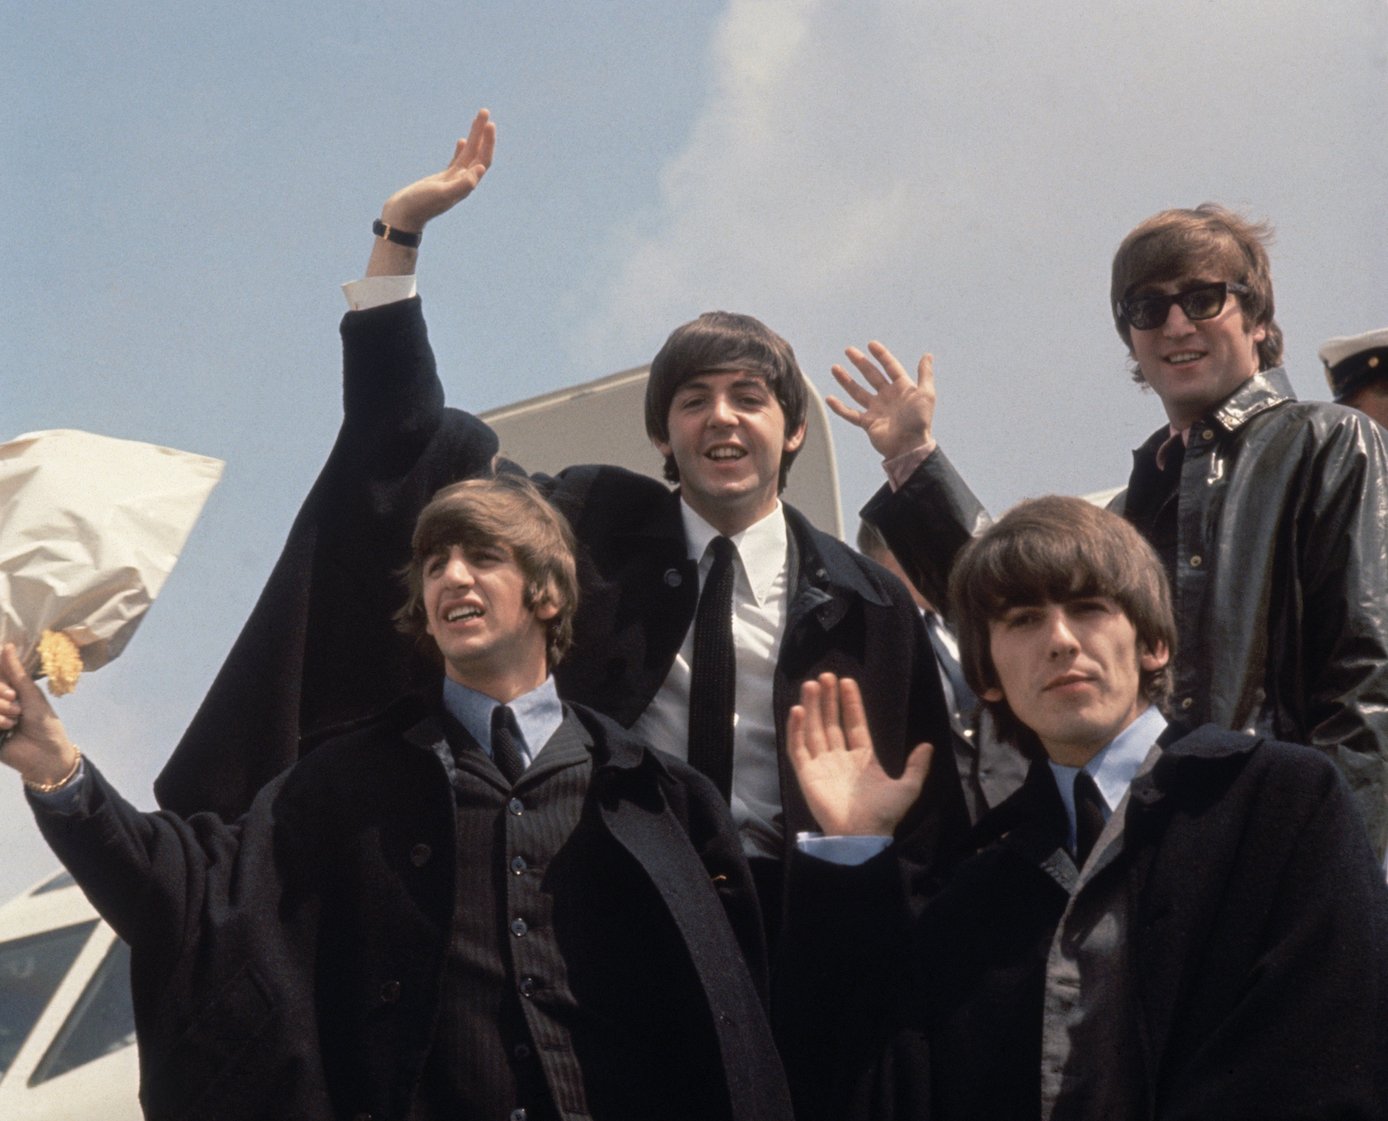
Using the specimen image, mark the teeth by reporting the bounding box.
[1168,352,1202,364]
[708,447,744,459]
[446,607,481,622]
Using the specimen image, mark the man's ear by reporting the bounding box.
[981,685,1004,703]
[1139,640,1170,673]
[783,422,807,455]
[652,436,672,458]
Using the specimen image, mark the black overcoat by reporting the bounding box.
[776,725,1388,1121]
[36,699,793,1121]
[156,297,963,890]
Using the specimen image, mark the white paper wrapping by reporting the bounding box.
[0,429,224,682]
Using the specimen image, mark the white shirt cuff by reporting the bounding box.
[795,831,891,866]
[342,274,417,311]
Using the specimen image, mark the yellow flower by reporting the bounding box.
[38,630,83,696]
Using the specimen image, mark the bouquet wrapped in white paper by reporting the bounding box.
[0,429,224,694]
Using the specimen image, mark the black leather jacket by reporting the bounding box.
[865,369,1388,855]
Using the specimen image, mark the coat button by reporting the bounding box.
[379,980,401,1003]
[518,976,537,997]
[410,843,432,867]
[513,1042,532,1060]
[510,1110,528,1121]
[1201,428,1215,441]
[1189,554,1202,567]
[510,917,529,937]
[510,855,528,875]
[664,568,682,587]
[508,797,524,816]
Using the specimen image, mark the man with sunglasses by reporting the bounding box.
[832,204,1388,857]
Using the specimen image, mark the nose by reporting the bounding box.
[1161,301,1195,336]
[442,552,475,586]
[1045,610,1079,658]
[707,392,738,427]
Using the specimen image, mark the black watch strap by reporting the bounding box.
[372,219,422,248]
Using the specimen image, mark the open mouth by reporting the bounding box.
[706,446,746,461]
[1165,351,1205,366]
[444,606,483,623]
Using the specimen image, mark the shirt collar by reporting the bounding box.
[1049,704,1169,824]
[440,674,563,758]
[679,498,788,606]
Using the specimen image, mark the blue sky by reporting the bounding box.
[4,0,1386,899]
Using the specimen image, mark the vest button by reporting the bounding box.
[510,1110,529,1121]
[1189,554,1203,567]
[510,917,529,937]
[1201,428,1215,441]
[664,568,682,587]
[510,855,528,875]
[513,1042,533,1060]
[508,797,524,816]
[518,976,537,998]
[379,980,401,1004]
[410,843,432,866]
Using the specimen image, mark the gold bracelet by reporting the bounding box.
[24,748,83,794]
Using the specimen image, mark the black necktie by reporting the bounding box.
[926,613,977,722]
[1073,770,1107,866]
[490,704,526,785]
[688,536,737,801]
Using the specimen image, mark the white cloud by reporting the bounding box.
[574,0,1388,515]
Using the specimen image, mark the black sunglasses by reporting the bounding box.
[1118,281,1250,332]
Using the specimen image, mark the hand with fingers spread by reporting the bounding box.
[0,644,81,789]
[366,108,498,277]
[787,672,933,837]
[826,341,939,461]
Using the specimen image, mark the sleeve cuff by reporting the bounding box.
[26,760,89,814]
[342,274,418,311]
[883,444,934,491]
[795,831,892,866]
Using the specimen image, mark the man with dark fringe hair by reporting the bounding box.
[2,475,794,1121]
[775,495,1388,1121]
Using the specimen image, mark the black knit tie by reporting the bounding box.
[1073,770,1107,866]
[490,704,526,785]
[688,536,737,801]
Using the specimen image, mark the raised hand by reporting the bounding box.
[787,672,932,837]
[827,340,938,461]
[379,108,498,232]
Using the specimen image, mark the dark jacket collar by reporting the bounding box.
[1133,367,1297,460]
[1208,366,1295,433]
[783,502,889,607]
[969,723,1262,845]
[1127,722,1262,809]
[633,488,890,608]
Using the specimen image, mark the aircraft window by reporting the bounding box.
[30,937,136,1086]
[0,921,97,1079]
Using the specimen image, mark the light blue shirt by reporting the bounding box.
[440,674,564,773]
[1048,704,1168,854]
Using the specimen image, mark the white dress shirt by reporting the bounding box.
[631,500,791,860]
